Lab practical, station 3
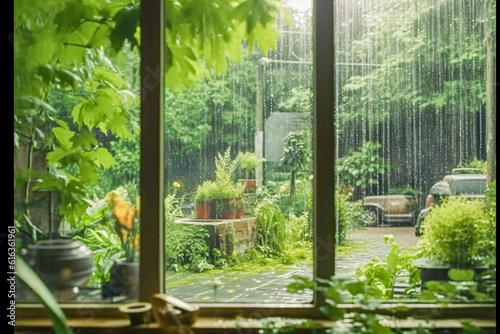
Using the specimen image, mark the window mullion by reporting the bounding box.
[313,0,336,306]
[139,0,165,302]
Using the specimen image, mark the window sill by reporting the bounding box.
[16,303,496,333]
[14,316,497,334]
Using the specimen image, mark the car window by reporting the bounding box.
[451,180,487,195]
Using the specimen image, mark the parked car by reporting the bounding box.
[415,171,487,236]
[362,195,419,227]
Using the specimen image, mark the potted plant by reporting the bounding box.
[194,181,217,219]
[416,197,494,286]
[235,182,246,218]
[237,151,265,192]
[104,189,140,300]
[219,183,239,219]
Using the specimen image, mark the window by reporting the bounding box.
[14,0,496,327]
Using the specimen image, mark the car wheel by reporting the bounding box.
[364,206,384,227]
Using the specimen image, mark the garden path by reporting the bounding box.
[166,227,419,303]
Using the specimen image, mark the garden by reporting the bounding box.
[13,0,496,332]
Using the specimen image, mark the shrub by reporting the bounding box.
[418,198,493,266]
[254,197,287,257]
[335,191,373,244]
[285,212,311,248]
[164,194,214,272]
[236,151,265,179]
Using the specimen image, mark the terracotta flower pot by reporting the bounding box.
[195,200,211,219]
[239,179,257,192]
[236,209,245,218]
[221,211,237,219]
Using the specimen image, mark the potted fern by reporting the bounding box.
[237,152,265,192]
[416,197,494,286]
[209,148,238,219]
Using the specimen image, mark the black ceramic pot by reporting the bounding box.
[107,259,139,300]
[25,239,95,290]
[418,260,489,288]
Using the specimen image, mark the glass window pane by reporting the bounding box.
[333,0,496,304]
[163,0,314,304]
[14,0,141,303]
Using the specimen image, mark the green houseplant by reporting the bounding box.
[416,197,494,285]
[237,151,265,192]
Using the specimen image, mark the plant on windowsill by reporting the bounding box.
[237,151,266,192]
[104,188,140,300]
[416,197,495,286]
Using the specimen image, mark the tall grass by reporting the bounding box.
[254,197,311,257]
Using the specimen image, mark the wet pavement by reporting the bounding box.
[166,227,420,303]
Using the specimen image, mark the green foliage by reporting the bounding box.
[336,141,389,189]
[280,130,312,197]
[195,181,219,201]
[418,198,494,266]
[215,148,239,189]
[16,256,73,334]
[278,87,312,113]
[253,196,311,257]
[337,0,493,127]
[458,159,488,174]
[389,185,421,197]
[237,151,266,178]
[73,222,122,284]
[164,194,215,272]
[335,192,373,244]
[417,269,496,304]
[280,130,312,172]
[14,0,282,234]
[354,235,423,300]
[254,197,287,256]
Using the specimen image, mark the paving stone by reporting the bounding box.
[167,227,419,303]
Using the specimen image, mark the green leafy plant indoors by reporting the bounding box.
[236,151,265,179]
[418,198,493,266]
[17,256,73,334]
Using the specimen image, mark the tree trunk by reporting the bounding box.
[290,170,296,197]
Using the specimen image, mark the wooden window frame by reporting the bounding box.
[16,0,496,327]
